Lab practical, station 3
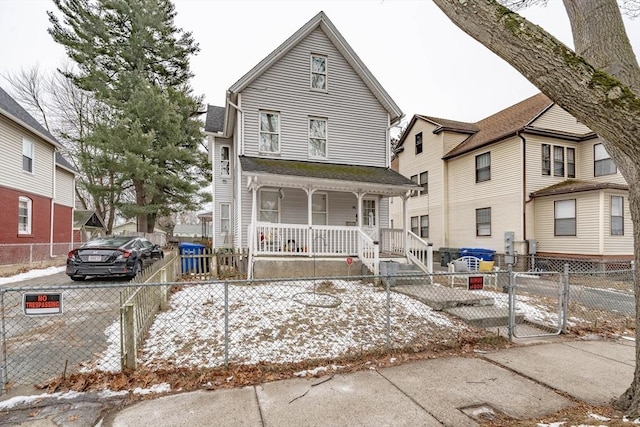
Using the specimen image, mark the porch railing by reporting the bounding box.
[379,228,404,256]
[254,223,359,256]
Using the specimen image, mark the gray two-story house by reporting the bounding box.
[205,12,422,278]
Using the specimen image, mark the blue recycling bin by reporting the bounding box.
[179,242,207,274]
[460,247,496,261]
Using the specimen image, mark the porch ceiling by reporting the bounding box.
[240,156,420,196]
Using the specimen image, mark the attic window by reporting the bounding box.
[415,132,423,155]
[311,55,327,91]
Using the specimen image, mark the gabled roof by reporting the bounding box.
[0,86,60,148]
[240,156,418,190]
[225,11,402,134]
[529,179,628,198]
[55,152,78,174]
[443,93,554,159]
[204,105,225,134]
[396,114,478,150]
[73,210,106,230]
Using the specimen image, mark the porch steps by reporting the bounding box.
[392,284,520,328]
[380,261,426,286]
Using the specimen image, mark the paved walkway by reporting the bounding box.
[0,337,633,426]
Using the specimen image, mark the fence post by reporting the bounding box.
[507,264,514,341]
[122,304,137,370]
[160,268,168,311]
[386,277,391,349]
[562,263,570,334]
[0,291,7,394]
[224,282,229,368]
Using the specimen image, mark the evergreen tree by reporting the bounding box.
[48,0,211,232]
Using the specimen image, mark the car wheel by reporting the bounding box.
[70,275,86,281]
[130,260,143,278]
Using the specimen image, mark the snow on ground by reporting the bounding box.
[0,266,65,286]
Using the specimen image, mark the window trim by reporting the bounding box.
[419,171,428,194]
[220,202,231,234]
[420,215,429,238]
[475,152,491,183]
[308,117,328,159]
[476,207,491,236]
[312,192,328,225]
[567,147,576,178]
[415,132,423,155]
[410,215,429,238]
[258,111,280,154]
[553,146,565,177]
[220,145,230,177]
[310,54,328,92]
[611,195,624,236]
[554,199,576,237]
[542,144,551,176]
[594,143,616,177]
[259,189,280,223]
[18,196,32,235]
[22,138,34,174]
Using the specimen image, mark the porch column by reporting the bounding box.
[402,192,410,257]
[304,188,317,257]
[353,192,365,228]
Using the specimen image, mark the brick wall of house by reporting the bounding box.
[0,186,52,244]
[53,203,72,244]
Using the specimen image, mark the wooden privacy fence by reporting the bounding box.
[120,251,179,370]
[180,247,248,280]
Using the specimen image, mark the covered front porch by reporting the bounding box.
[240,156,428,278]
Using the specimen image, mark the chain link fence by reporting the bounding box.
[0,265,634,392]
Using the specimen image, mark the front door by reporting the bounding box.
[362,198,379,241]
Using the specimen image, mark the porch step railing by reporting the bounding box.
[357,228,379,275]
[407,231,433,274]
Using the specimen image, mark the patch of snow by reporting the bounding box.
[0,266,65,285]
[536,422,565,427]
[132,383,171,395]
[588,413,611,421]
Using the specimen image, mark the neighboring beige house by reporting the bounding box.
[392,92,632,261]
[112,221,166,236]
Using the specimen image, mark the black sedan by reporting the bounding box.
[66,236,164,281]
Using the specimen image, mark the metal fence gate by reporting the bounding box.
[510,270,567,338]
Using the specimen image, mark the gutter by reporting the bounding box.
[518,131,527,242]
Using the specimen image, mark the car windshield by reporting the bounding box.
[84,236,134,247]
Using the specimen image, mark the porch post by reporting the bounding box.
[305,188,317,257]
[402,192,410,257]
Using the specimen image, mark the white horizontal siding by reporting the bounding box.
[530,104,592,134]
[0,115,55,198]
[213,137,234,248]
[55,168,74,207]
[240,28,388,167]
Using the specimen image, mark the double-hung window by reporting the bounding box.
[259,111,280,154]
[611,196,624,236]
[410,215,429,238]
[220,146,230,176]
[309,117,327,158]
[312,193,327,225]
[419,171,428,194]
[554,146,565,177]
[220,203,230,233]
[415,132,423,155]
[476,207,491,236]
[476,152,490,183]
[542,144,551,176]
[594,143,616,176]
[259,190,279,223]
[554,199,576,236]
[310,55,327,91]
[22,139,34,173]
[18,196,32,234]
[567,148,576,178]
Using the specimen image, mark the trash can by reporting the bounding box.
[439,247,460,266]
[460,247,495,261]
[179,242,207,274]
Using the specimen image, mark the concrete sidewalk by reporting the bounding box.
[99,337,634,426]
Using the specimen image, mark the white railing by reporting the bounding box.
[254,223,359,256]
[406,231,433,274]
[380,228,404,256]
[357,229,379,275]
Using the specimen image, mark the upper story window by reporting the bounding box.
[309,117,327,158]
[554,146,564,177]
[476,152,490,183]
[259,111,280,154]
[22,138,34,173]
[310,54,327,91]
[567,148,576,178]
[542,144,551,175]
[410,171,428,197]
[220,146,230,176]
[594,143,616,176]
[18,196,32,235]
[542,144,575,178]
[415,132,423,155]
[611,196,624,236]
[476,207,491,236]
[554,199,576,236]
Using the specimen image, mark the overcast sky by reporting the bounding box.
[1,0,638,124]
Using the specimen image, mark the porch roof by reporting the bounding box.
[529,179,628,198]
[240,156,420,196]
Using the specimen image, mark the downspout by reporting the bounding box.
[50,151,56,257]
[518,131,527,242]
